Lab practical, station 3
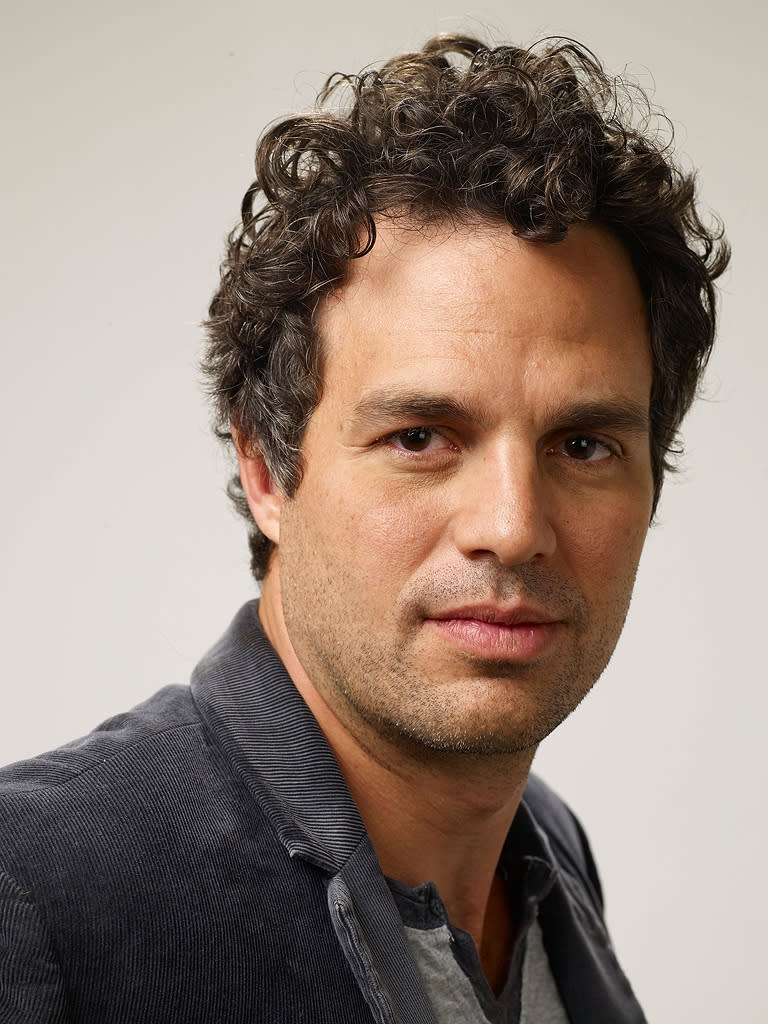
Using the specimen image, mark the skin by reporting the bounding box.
[238,218,654,990]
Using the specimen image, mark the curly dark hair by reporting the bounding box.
[205,33,730,581]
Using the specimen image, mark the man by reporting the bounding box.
[0,35,727,1023]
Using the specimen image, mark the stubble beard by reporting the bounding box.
[280,556,636,763]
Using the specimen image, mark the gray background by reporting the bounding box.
[2,0,765,1020]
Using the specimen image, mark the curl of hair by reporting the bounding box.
[204,34,730,580]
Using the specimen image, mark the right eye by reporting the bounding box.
[391,427,438,452]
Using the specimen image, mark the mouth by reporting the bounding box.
[425,604,562,661]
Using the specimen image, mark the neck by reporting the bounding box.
[258,574,537,987]
[345,738,533,991]
[337,722,533,974]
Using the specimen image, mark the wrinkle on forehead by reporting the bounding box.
[322,217,523,318]
[318,217,647,356]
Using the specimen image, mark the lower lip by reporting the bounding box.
[426,618,559,661]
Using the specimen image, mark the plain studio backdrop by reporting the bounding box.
[2,0,765,1020]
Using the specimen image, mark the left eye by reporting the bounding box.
[560,436,614,462]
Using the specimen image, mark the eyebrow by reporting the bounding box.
[350,390,491,430]
[350,389,650,436]
[540,398,651,436]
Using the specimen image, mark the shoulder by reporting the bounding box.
[0,685,218,879]
[522,772,604,913]
[0,681,268,911]
[0,684,200,796]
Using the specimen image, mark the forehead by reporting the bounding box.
[315,218,650,412]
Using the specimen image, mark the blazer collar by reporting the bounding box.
[190,600,366,872]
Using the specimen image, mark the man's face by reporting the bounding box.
[264,219,654,759]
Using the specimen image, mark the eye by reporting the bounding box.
[558,435,616,462]
[390,427,441,452]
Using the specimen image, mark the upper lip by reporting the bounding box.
[428,604,560,626]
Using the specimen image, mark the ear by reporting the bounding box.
[233,433,283,545]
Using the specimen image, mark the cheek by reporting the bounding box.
[351,491,446,574]
[312,470,448,579]
[558,497,650,591]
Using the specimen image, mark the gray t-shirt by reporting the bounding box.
[388,849,569,1023]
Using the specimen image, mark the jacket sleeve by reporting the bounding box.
[0,868,69,1024]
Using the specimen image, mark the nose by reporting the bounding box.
[450,448,557,567]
